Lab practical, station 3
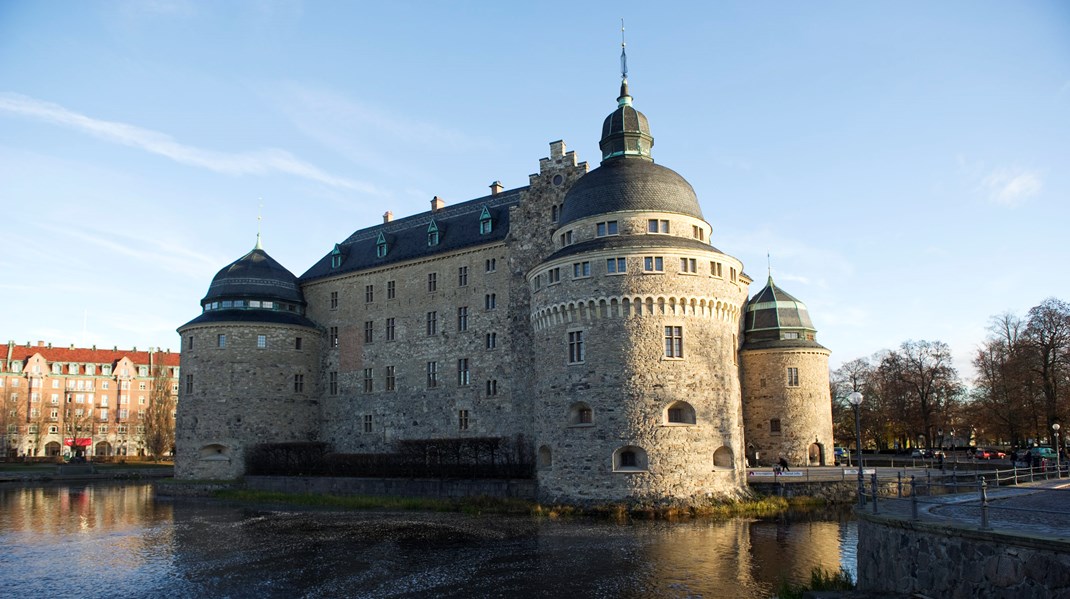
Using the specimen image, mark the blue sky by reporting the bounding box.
[1,1,1067,381]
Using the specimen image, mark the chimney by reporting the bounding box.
[113,346,118,351]
[489,181,503,195]
[383,211,393,223]
[92,345,96,350]
[48,343,52,349]
[37,340,44,347]
[69,344,74,350]
[431,196,445,212]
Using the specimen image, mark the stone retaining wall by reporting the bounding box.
[857,511,1070,598]
[244,475,536,500]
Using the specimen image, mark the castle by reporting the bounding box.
[176,75,833,505]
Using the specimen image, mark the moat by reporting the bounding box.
[0,482,857,598]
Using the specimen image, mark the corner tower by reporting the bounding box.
[528,78,750,506]
[175,238,321,479]
[740,276,833,467]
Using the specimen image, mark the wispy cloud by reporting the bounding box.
[0,92,377,193]
[980,167,1042,207]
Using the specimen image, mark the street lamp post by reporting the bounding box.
[1054,423,1062,478]
[848,391,865,506]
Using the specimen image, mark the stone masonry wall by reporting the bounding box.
[857,512,1070,598]
[175,322,321,479]
[740,347,833,468]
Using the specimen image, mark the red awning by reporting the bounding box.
[63,438,93,447]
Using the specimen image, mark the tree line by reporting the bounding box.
[831,298,1069,452]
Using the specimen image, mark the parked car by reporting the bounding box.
[833,447,849,465]
[974,448,1006,460]
[1026,447,1057,461]
[910,449,945,459]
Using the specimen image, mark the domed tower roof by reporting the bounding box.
[180,237,314,329]
[743,276,826,350]
[558,82,704,227]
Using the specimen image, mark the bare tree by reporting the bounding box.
[0,389,25,458]
[879,340,964,449]
[1023,298,1070,433]
[143,363,176,461]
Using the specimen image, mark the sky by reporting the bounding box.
[1,1,1068,382]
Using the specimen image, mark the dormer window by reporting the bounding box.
[479,206,492,235]
[375,232,387,258]
[330,244,343,269]
[427,220,440,246]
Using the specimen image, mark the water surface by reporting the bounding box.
[0,483,856,598]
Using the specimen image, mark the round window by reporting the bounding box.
[552,174,563,186]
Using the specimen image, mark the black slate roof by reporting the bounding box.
[544,234,723,263]
[180,308,319,330]
[301,188,525,283]
[203,248,304,305]
[558,158,703,227]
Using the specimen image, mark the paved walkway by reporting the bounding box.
[865,478,1070,540]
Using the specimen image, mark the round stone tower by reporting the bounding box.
[175,237,321,479]
[740,276,833,468]
[528,81,750,506]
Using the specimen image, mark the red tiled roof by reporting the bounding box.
[3,342,181,367]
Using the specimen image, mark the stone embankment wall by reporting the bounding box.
[244,475,537,500]
[857,512,1070,598]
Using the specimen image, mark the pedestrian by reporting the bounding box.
[778,456,789,472]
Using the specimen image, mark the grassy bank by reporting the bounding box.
[774,567,855,598]
[211,488,811,520]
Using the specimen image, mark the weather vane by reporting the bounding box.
[620,18,628,83]
[256,198,263,249]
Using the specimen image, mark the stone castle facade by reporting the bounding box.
[176,79,833,505]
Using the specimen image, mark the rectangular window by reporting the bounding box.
[568,331,585,364]
[551,204,559,223]
[426,311,438,336]
[711,261,723,277]
[294,374,304,392]
[387,280,396,299]
[428,272,437,292]
[644,257,664,272]
[257,334,267,348]
[692,225,705,240]
[485,293,496,310]
[596,220,619,236]
[680,258,697,273]
[787,367,799,387]
[485,332,497,349]
[363,414,373,433]
[364,320,374,343]
[480,218,492,235]
[559,230,574,246]
[647,219,669,233]
[770,418,782,434]
[486,379,498,396]
[783,331,800,340]
[330,327,339,347]
[295,337,303,350]
[458,266,468,287]
[547,267,560,284]
[457,306,469,331]
[385,366,396,391]
[330,291,338,309]
[329,371,338,395]
[457,358,470,386]
[363,368,373,393]
[187,336,194,350]
[385,318,396,341]
[185,374,193,393]
[458,409,470,431]
[365,284,374,303]
[730,267,738,283]
[572,261,591,278]
[664,326,683,358]
[217,334,226,348]
[426,361,438,388]
[485,258,496,272]
[606,257,627,274]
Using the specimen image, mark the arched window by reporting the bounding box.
[664,400,696,425]
[199,443,231,461]
[713,446,734,470]
[538,445,553,470]
[568,402,593,426]
[613,445,648,472]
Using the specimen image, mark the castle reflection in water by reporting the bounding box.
[0,483,855,598]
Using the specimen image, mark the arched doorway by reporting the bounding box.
[45,441,62,457]
[96,441,112,457]
[809,442,824,466]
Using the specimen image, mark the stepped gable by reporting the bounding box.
[300,187,524,282]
